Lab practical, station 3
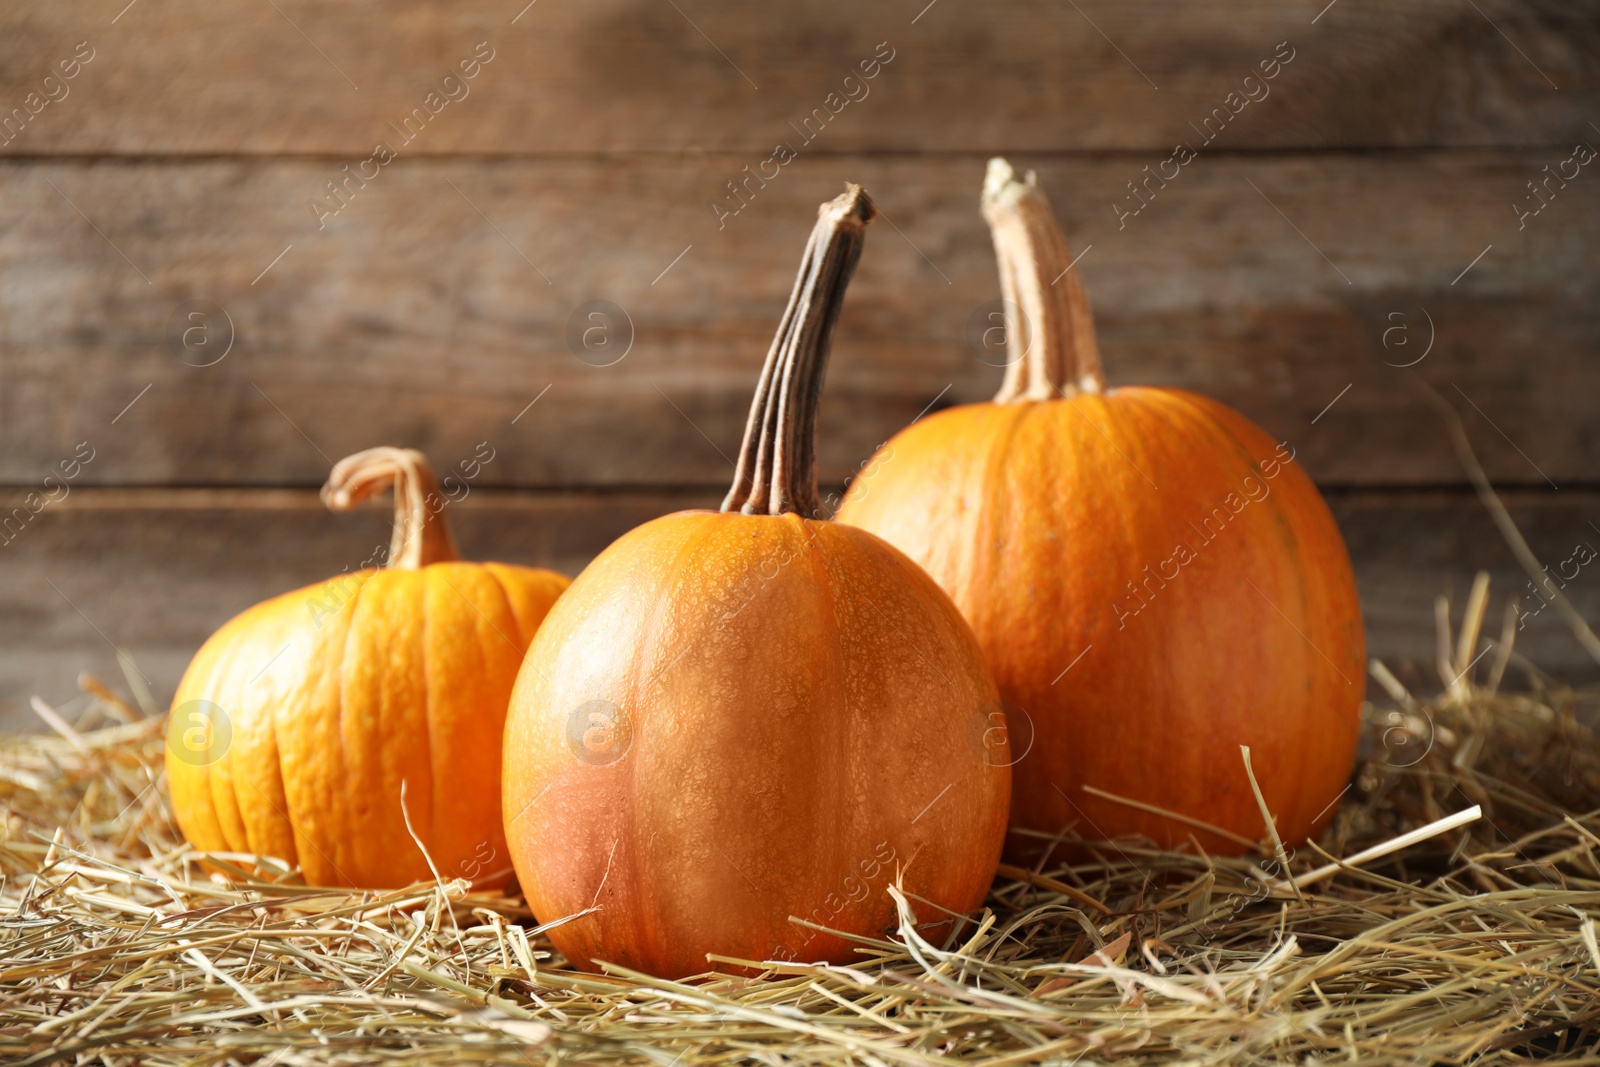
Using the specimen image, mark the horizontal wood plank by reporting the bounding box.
[2,487,1596,730]
[1,153,1596,488]
[0,1,1594,156]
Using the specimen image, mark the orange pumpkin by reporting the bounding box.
[166,447,568,888]
[837,160,1364,856]
[502,186,1010,978]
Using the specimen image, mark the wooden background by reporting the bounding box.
[2,0,1598,727]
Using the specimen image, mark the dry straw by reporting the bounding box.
[3,586,1599,1065]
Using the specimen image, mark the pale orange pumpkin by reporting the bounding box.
[166,447,568,888]
[837,160,1365,856]
[501,186,1010,978]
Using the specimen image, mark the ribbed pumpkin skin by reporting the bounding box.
[836,387,1364,854]
[502,511,1010,978]
[168,562,567,888]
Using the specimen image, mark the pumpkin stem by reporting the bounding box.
[321,447,460,570]
[722,183,876,518]
[982,158,1105,402]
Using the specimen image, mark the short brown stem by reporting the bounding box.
[722,184,876,517]
[321,447,459,570]
[982,158,1105,402]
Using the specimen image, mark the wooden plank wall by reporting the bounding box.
[2,0,1598,726]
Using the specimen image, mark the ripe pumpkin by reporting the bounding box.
[166,447,568,888]
[836,159,1364,856]
[501,186,1010,978]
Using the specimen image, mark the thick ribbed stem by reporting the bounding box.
[721,184,876,517]
[982,158,1105,402]
[321,447,459,570]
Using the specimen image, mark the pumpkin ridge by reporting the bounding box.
[226,630,280,859]
[270,588,339,883]
[176,626,240,851]
[410,564,507,885]
[805,517,855,920]
[205,632,250,854]
[322,569,377,884]
[460,563,534,883]
[257,624,300,871]
[1133,393,1243,802]
[418,567,440,867]
[620,512,723,963]
[481,563,526,652]
[1185,396,1360,834]
[268,575,371,876]
[221,619,298,860]
[626,513,721,698]
[973,402,1035,651]
[1135,388,1349,839]
[1164,391,1273,809]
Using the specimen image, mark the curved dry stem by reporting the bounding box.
[321,447,459,570]
[722,183,876,517]
[1412,375,1600,669]
[982,157,1105,402]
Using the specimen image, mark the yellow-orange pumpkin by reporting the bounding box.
[837,160,1365,856]
[502,186,1010,978]
[167,447,568,888]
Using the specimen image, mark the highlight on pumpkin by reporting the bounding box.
[164,445,569,890]
[500,185,1013,979]
[836,157,1366,858]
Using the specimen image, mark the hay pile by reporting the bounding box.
[3,636,1599,1065]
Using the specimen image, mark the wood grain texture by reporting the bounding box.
[2,153,1596,489]
[3,487,1596,730]
[0,0,1594,156]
